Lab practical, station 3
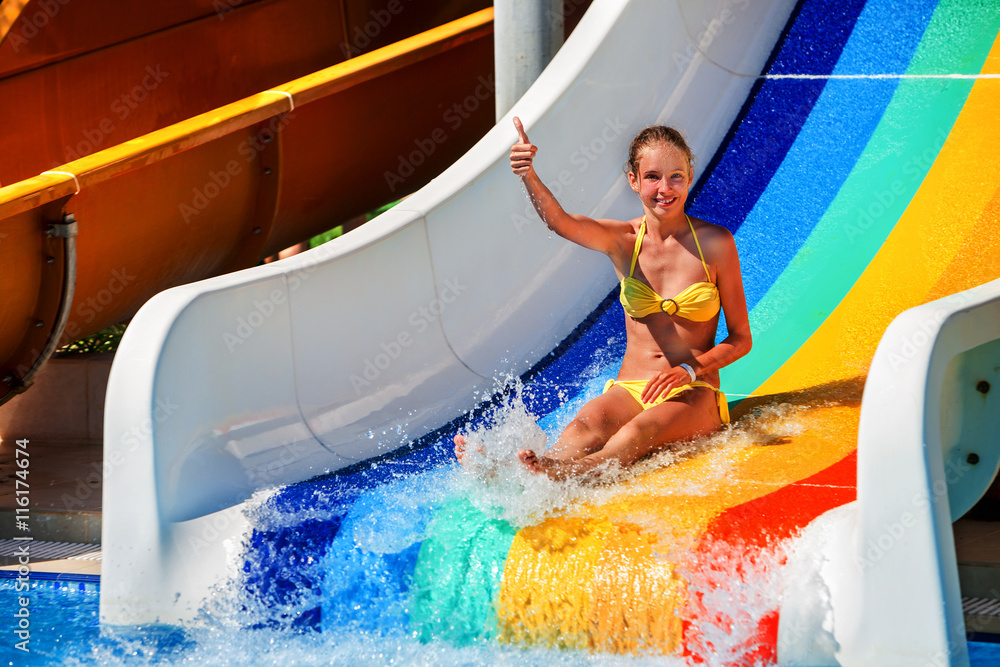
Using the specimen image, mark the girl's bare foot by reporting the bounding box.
[454,434,468,463]
[518,450,600,481]
[518,449,570,479]
[454,434,488,467]
[517,449,540,473]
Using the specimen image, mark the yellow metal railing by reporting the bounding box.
[0,7,493,220]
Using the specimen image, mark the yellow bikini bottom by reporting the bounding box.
[603,378,730,424]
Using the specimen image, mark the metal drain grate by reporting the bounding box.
[963,596,1000,617]
[0,539,101,561]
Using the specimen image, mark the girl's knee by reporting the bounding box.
[613,418,656,444]
[567,413,618,441]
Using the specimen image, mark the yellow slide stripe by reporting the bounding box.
[758,34,1000,396]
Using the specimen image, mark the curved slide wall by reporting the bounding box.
[101,0,797,624]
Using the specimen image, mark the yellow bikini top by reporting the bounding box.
[619,215,721,322]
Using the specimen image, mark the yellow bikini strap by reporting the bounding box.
[686,215,712,281]
[629,216,646,277]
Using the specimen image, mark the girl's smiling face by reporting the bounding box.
[627,142,693,214]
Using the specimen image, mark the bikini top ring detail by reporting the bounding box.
[618,215,721,322]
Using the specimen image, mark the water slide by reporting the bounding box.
[100,0,1000,664]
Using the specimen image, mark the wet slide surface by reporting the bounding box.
[236,0,1000,661]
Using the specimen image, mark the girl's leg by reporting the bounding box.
[522,386,722,479]
[456,384,642,464]
[517,385,642,475]
[543,385,644,460]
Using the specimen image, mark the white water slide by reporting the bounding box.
[101,0,797,626]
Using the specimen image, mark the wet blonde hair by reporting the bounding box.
[624,126,694,177]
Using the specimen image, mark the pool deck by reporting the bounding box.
[0,439,102,577]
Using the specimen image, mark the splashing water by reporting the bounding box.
[451,377,618,527]
[2,368,859,666]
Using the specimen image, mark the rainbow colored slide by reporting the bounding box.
[101,0,1000,663]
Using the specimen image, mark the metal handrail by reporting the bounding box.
[0,7,493,220]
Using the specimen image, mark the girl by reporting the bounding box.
[457,118,751,480]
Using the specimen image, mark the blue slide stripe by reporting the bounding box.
[689,0,869,228]
[697,0,939,315]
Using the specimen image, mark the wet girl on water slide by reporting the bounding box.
[457,118,752,480]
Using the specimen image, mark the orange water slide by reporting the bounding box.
[0,0,518,405]
[0,0,500,184]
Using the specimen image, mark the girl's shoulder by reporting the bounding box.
[687,215,738,260]
[688,215,734,243]
[591,216,643,273]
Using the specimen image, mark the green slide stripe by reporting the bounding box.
[409,496,517,644]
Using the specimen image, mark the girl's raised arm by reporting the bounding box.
[511,117,621,256]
